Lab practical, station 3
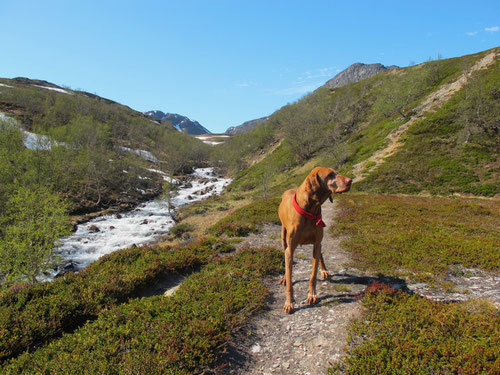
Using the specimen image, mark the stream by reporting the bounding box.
[46,167,231,279]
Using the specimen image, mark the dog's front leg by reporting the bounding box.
[283,245,295,313]
[307,242,321,305]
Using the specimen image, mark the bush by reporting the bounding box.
[169,222,194,238]
[208,197,281,237]
[2,246,284,374]
[331,194,500,277]
[0,237,231,362]
[330,284,500,374]
[0,185,70,287]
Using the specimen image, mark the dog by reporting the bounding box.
[278,167,352,313]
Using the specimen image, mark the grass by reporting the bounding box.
[330,282,500,375]
[2,246,284,374]
[208,197,281,237]
[0,237,233,362]
[331,194,500,279]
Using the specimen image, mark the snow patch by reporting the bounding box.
[121,147,158,162]
[33,85,73,95]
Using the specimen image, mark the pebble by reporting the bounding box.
[251,344,262,353]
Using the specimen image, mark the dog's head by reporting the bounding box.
[309,167,352,202]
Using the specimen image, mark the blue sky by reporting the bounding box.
[1,1,499,133]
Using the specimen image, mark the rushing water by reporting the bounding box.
[46,168,231,279]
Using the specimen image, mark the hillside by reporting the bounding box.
[145,110,210,135]
[218,47,499,198]
[0,78,211,215]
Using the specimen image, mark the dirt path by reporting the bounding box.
[352,49,498,181]
[221,201,366,375]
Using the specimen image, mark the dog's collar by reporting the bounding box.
[293,193,326,227]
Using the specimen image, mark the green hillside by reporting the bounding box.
[0,78,210,215]
[218,47,499,198]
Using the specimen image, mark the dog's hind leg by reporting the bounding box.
[319,253,331,279]
[280,226,288,285]
[307,242,321,305]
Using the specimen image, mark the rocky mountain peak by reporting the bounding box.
[323,62,398,89]
[145,111,210,135]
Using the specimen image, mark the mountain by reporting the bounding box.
[323,62,398,89]
[226,116,269,135]
[145,110,210,135]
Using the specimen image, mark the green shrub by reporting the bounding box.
[331,194,500,277]
[2,246,284,374]
[169,222,194,238]
[208,197,281,237]
[330,283,500,374]
[0,237,231,362]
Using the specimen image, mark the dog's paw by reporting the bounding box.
[283,303,294,314]
[307,295,318,305]
[321,270,331,279]
[280,276,286,285]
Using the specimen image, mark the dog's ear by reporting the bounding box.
[315,171,323,189]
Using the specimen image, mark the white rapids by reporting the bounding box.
[48,168,230,278]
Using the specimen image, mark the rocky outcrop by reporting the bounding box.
[323,63,398,89]
[226,116,269,135]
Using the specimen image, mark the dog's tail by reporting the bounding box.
[281,226,287,251]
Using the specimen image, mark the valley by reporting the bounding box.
[0,46,498,374]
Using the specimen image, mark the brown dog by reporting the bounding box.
[278,167,352,313]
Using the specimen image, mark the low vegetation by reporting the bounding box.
[330,282,500,374]
[2,246,283,374]
[208,197,281,237]
[0,237,232,362]
[331,194,500,279]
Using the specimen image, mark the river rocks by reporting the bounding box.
[88,225,100,232]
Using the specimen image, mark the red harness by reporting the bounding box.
[292,193,326,227]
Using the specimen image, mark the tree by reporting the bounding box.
[0,185,70,287]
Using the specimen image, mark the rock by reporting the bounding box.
[251,344,262,353]
[88,225,100,232]
[109,226,115,230]
[187,195,193,200]
[141,219,148,225]
[63,260,77,272]
[116,214,122,219]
